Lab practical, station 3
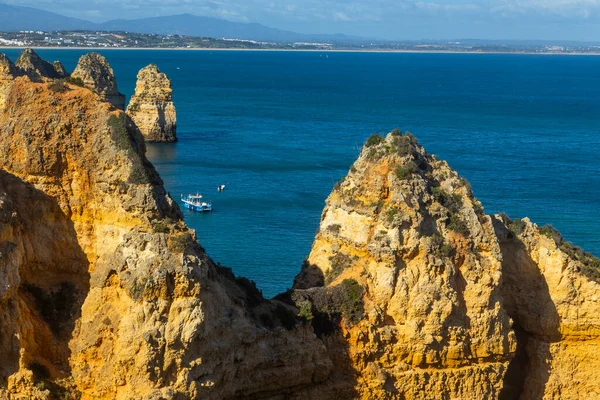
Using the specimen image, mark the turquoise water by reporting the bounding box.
[4,49,600,297]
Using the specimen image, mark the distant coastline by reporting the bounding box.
[2,46,599,56]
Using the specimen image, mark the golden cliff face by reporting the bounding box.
[294,132,516,399]
[0,62,331,399]
[126,64,177,143]
[494,216,600,400]
[1,50,600,400]
[293,131,600,399]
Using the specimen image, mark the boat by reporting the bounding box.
[181,193,213,212]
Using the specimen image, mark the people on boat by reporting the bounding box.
[218,184,226,192]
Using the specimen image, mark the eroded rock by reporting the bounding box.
[15,48,66,82]
[126,64,177,143]
[71,52,125,110]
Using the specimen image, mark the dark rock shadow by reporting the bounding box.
[492,217,561,400]
[0,170,90,389]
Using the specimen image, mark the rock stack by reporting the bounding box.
[126,63,177,142]
[71,52,125,110]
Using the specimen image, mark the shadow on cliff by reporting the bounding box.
[0,171,90,391]
[493,218,560,400]
[278,263,361,399]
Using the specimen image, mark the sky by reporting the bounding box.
[4,0,600,41]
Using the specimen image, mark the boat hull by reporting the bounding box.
[183,202,212,212]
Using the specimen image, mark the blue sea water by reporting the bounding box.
[4,49,600,297]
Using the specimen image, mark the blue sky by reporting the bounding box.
[5,0,600,41]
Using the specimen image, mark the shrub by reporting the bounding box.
[387,206,400,224]
[152,222,169,233]
[472,200,485,216]
[539,224,559,240]
[372,200,384,212]
[390,128,402,136]
[337,279,364,325]
[297,300,313,321]
[326,224,341,235]
[365,134,384,147]
[509,218,527,235]
[325,253,353,284]
[390,135,413,156]
[441,243,455,258]
[65,76,85,87]
[432,187,464,215]
[168,232,191,253]
[395,161,418,180]
[405,131,417,144]
[447,213,470,236]
[47,80,69,93]
[431,233,455,258]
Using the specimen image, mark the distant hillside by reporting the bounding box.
[0,3,94,31]
[0,3,364,44]
[99,14,304,42]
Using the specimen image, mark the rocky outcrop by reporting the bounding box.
[71,53,125,110]
[52,61,67,78]
[126,64,177,143]
[0,70,330,399]
[14,48,66,82]
[293,132,516,398]
[0,54,17,83]
[292,131,600,399]
[0,54,17,110]
[493,216,600,399]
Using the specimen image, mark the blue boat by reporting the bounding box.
[181,193,213,212]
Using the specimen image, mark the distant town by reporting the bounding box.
[1,30,600,54]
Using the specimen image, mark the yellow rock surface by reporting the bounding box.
[126,64,177,143]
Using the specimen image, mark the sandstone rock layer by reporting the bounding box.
[126,64,177,143]
[0,71,329,399]
[294,132,516,398]
[14,48,66,82]
[71,53,125,110]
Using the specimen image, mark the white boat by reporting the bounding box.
[181,193,212,212]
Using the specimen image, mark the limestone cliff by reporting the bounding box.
[71,53,125,111]
[293,132,516,398]
[493,216,600,400]
[126,64,177,143]
[14,48,66,82]
[0,67,330,399]
[292,131,600,399]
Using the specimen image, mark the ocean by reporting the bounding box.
[4,49,599,297]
